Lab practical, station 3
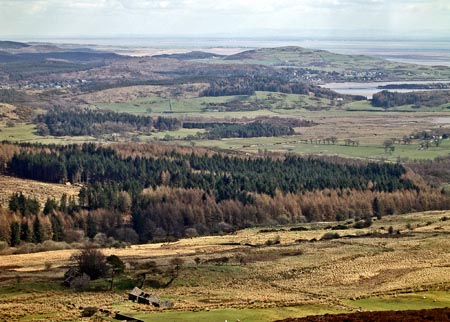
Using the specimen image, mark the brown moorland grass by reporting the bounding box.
[0,175,80,208]
[78,83,209,104]
[0,211,450,320]
[276,307,450,322]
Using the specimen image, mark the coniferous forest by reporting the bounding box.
[1,142,449,246]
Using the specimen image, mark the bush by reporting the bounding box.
[113,227,139,244]
[106,255,125,274]
[321,232,340,240]
[70,273,91,292]
[290,226,308,232]
[70,244,108,280]
[81,307,97,317]
[64,229,86,243]
[353,217,373,229]
[331,224,349,230]
[0,241,8,251]
[265,235,281,246]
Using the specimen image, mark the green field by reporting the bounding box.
[189,136,450,162]
[95,95,239,114]
[94,91,336,115]
[0,123,95,144]
[347,291,450,311]
[3,90,450,162]
[346,100,450,112]
[116,305,345,322]
[116,291,450,322]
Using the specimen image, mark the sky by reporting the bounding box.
[1,0,449,40]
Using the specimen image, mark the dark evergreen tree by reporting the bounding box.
[43,198,58,215]
[10,222,21,247]
[86,214,97,239]
[32,216,44,243]
[51,214,65,242]
[20,221,31,242]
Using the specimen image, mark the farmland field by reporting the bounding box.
[2,95,450,162]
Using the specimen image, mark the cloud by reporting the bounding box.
[0,0,449,38]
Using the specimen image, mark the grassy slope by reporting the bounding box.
[1,211,450,320]
[205,47,450,80]
[125,305,345,322]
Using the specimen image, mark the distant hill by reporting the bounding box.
[221,46,450,81]
[224,46,386,68]
[153,51,224,60]
[0,41,30,49]
[0,51,124,64]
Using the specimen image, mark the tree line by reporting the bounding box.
[201,76,365,101]
[35,109,182,136]
[1,142,449,246]
[202,122,295,139]
[372,90,450,108]
[1,184,449,246]
[6,143,416,200]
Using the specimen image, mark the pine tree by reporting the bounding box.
[86,214,97,239]
[43,198,58,215]
[51,214,65,242]
[20,221,31,242]
[10,222,21,247]
[32,216,44,243]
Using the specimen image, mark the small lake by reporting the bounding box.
[321,80,450,99]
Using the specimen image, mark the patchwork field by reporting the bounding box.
[2,93,450,162]
[1,211,450,321]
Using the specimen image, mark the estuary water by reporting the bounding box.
[321,81,450,99]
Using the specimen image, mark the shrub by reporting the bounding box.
[194,257,201,266]
[81,307,97,317]
[106,255,125,274]
[70,273,91,292]
[321,232,340,240]
[93,233,108,247]
[113,227,139,244]
[0,241,8,251]
[290,226,308,232]
[265,235,281,246]
[185,228,198,238]
[70,244,108,280]
[353,217,373,229]
[331,224,349,230]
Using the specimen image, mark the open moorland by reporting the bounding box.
[1,210,450,321]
